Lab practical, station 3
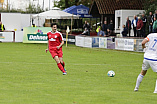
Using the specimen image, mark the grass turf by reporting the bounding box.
[0,43,157,104]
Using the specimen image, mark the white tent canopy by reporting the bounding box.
[32,10,79,19]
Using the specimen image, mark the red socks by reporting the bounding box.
[61,62,65,68]
[57,63,65,73]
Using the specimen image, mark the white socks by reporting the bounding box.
[135,74,144,89]
[135,74,157,93]
[154,80,157,93]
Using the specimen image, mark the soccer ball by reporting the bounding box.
[107,70,115,77]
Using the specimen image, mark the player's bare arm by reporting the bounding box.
[142,39,148,49]
[57,40,64,49]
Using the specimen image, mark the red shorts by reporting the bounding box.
[49,48,63,58]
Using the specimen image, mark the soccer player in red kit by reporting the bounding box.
[45,23,67,75]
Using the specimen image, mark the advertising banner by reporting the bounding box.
[115,38,124,50]
[75,36,85,47]
[84,37,92,48]
[124,39,134,51]
[23,27,51,43]
[0,32,13,42]
[107,38,115,49]
[99,37,107,48]
[62,34,75,44]
[134,39,143,52]
[92,37,99,47]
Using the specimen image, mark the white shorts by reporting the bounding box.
[142,59,157,72]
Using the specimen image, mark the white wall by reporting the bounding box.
[1,13,22,31]
[15,31,23,42]
[115,10,144,36]
[21,14,31,30]
[1,13,32,31]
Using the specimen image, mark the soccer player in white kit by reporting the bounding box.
[134,33,157,93]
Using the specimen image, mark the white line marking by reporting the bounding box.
[0,62,139,66]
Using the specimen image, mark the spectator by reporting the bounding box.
[153,17,157,33]
[147,11,154,33]
[107,29,116,37]
[132,15,138,37]
[96,25,101,33]
[81,28,89,35]
[142,14,147,37]
[97,27,105,37]
[108,20,114,32]
[121,25,128,37]
[136,17,143,37]
[83,21,90,36]
[126,17,131,37]
[102,21,108,35]
[0,21,5,31]
[154,10,157,18]
[32,24,36,27]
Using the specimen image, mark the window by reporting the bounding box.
[118,17,120,29]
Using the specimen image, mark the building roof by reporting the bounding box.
[89,0,144,15]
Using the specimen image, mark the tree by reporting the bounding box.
[65,0,69,8]
[54,0,92,10]
[76,0,92,8]
[26,3,44,13]
[143,0,157,15]
[142,0,157,35]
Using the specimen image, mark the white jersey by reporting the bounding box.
[144,33,157,60]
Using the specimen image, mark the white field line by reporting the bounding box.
[0,62,54,65]
[0,62,139,66]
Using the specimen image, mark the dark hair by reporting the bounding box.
[51,23,57,27]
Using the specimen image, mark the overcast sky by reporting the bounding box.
[3,0,59,10]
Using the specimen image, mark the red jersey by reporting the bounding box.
[47,31,63,50]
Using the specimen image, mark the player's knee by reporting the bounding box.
[54,56,60,64]
[55,59,60,64]
[60,60,63,64]
[141,70,147,76]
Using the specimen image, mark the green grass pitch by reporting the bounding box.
[0,43,157,104]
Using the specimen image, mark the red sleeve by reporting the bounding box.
[58,32,63,41]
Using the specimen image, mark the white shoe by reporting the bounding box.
[153,91,157,93]
[134,87,138,92]
[63,72,67,75]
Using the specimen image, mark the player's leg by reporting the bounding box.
[134,70,147,91]
[50,50,66,75]
[58,49,65,67]
[149,61,157,93]
[154,78,157,93]
[58,49,66,73]
[59,57,65,67]
[54,56,66,74]
[134,59,149,91]
[59,57,66,72]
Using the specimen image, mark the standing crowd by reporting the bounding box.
[81,10,157,38]
[122,10,157,37]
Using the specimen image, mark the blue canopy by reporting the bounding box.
[63,4,92,18]
[63,5,76,12]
